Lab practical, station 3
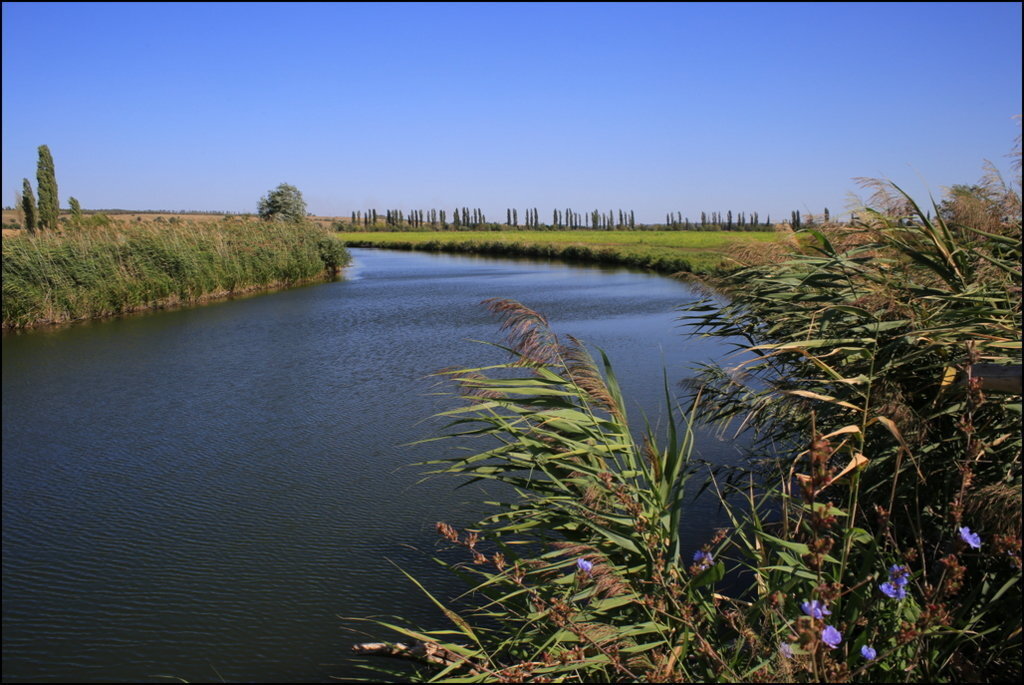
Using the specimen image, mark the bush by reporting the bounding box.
[257,182,307,223]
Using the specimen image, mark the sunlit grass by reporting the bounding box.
[2,220,349,329]
[336,230,794,274]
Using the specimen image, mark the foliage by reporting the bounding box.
[21,178,37,233]
[353,172,1021,681]
[2,219,349,328]
[257,182,308,223]
[338,229,791,276]
[36,145,59,231]
[68,196,82,226]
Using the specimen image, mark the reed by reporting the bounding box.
[352,171,1021,681]
[2,219,349,329]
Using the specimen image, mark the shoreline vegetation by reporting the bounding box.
[352,171,1022,682]
[1,219,350,330]
[337,229,795,275]
[1,216,797,331]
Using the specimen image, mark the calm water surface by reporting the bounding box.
[3,248,744,682]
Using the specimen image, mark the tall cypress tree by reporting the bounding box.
[21,178,37,233]
[36,145,59,231]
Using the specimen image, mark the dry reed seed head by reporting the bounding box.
[815,583,841,604]
[593,569,630,598]
[491,552,506,571]
[898,622,919,644]
[938,554,966,597]
[795,617,818,648]
[435,521,460,543]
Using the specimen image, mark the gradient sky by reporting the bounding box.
[2,2,1021,222]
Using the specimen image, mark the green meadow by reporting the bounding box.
[336,229,795,275]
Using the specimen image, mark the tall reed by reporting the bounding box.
[351,172,1020,682]
[2,220,349,328]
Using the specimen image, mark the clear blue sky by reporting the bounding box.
[2,2,1021,223]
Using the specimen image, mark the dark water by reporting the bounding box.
[3,248,744,682]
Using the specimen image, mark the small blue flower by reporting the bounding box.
[884,565,909,581]
[821,625,842,649]
[959,526,982,550]
[693,550,713,568]
[880,581,907,600]
[889,564,909,586]
[801,599,831,619]
[576,558,594,574]
[861,645,877,660]
[780,642,794,659]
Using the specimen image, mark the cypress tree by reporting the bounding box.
[21,178,37,233]
[824,207,830,223]
[36,145,59,231]
[69,196,82,226]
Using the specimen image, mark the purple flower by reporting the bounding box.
[693,550,713,569]
[959,526,982,550]
[780,643,794,659]
[861,645,877,660]
[880,581,907,600]
[576,558,593,574]
[801,599,831,620]
[889,564,910,587]
[821,625,842,649]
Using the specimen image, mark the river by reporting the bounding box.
[2,248,744,682]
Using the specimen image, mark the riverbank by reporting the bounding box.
[337,229,795,275]
[2,220,350,329]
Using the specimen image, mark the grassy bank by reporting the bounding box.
[355,176,1021,682]
[337,229,794,274]
[2,220,350,329]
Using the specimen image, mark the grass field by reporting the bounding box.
[336,229,797,274]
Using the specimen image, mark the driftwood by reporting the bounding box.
[352,640,481,674]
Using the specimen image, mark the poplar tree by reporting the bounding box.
[68,196,82,226]
[36,145,59,231]
[21,178,37,233]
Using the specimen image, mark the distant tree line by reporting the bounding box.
[339,206,847,232]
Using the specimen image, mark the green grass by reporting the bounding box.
[2,220,350,329]
[353,175,1021,682]
[336,230,795,275]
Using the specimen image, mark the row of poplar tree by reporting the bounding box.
[18,145,82,233]
[348,207,643,230]
[346,207,836,231]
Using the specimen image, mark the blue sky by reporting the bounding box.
[2,2,1020,222]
